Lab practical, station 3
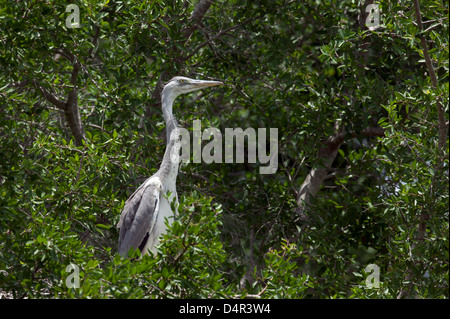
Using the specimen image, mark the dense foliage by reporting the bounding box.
[0,0,448,298]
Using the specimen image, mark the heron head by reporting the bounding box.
[163,76,223,98]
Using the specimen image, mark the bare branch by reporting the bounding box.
[64,90,84,146]
[33,80,66,110]
[296,126,384,212]
[184,0,216,39]
[34,48,85,146]
[296,131,343,210]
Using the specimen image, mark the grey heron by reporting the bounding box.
[117,76,223,257]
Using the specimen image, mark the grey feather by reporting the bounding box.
[117,178,161,256]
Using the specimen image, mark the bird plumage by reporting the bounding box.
[117,76,222,257]
[117,176,162,256]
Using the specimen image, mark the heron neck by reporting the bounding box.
[161,90,177,140]
[158,90,180,185]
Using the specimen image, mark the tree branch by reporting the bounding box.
[34,49,85,146]
[412,0,447,151]
[64,90,85,147]
[296,125,385,212]
[296,128,345,211]
[33,80,66,110]
[183,0,216,39]
[397,1,448,299]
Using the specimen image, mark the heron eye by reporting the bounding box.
[178,79,186,84]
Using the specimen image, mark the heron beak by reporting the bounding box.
[193,80,223,88]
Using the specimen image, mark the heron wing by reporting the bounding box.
[117,177,162,257]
